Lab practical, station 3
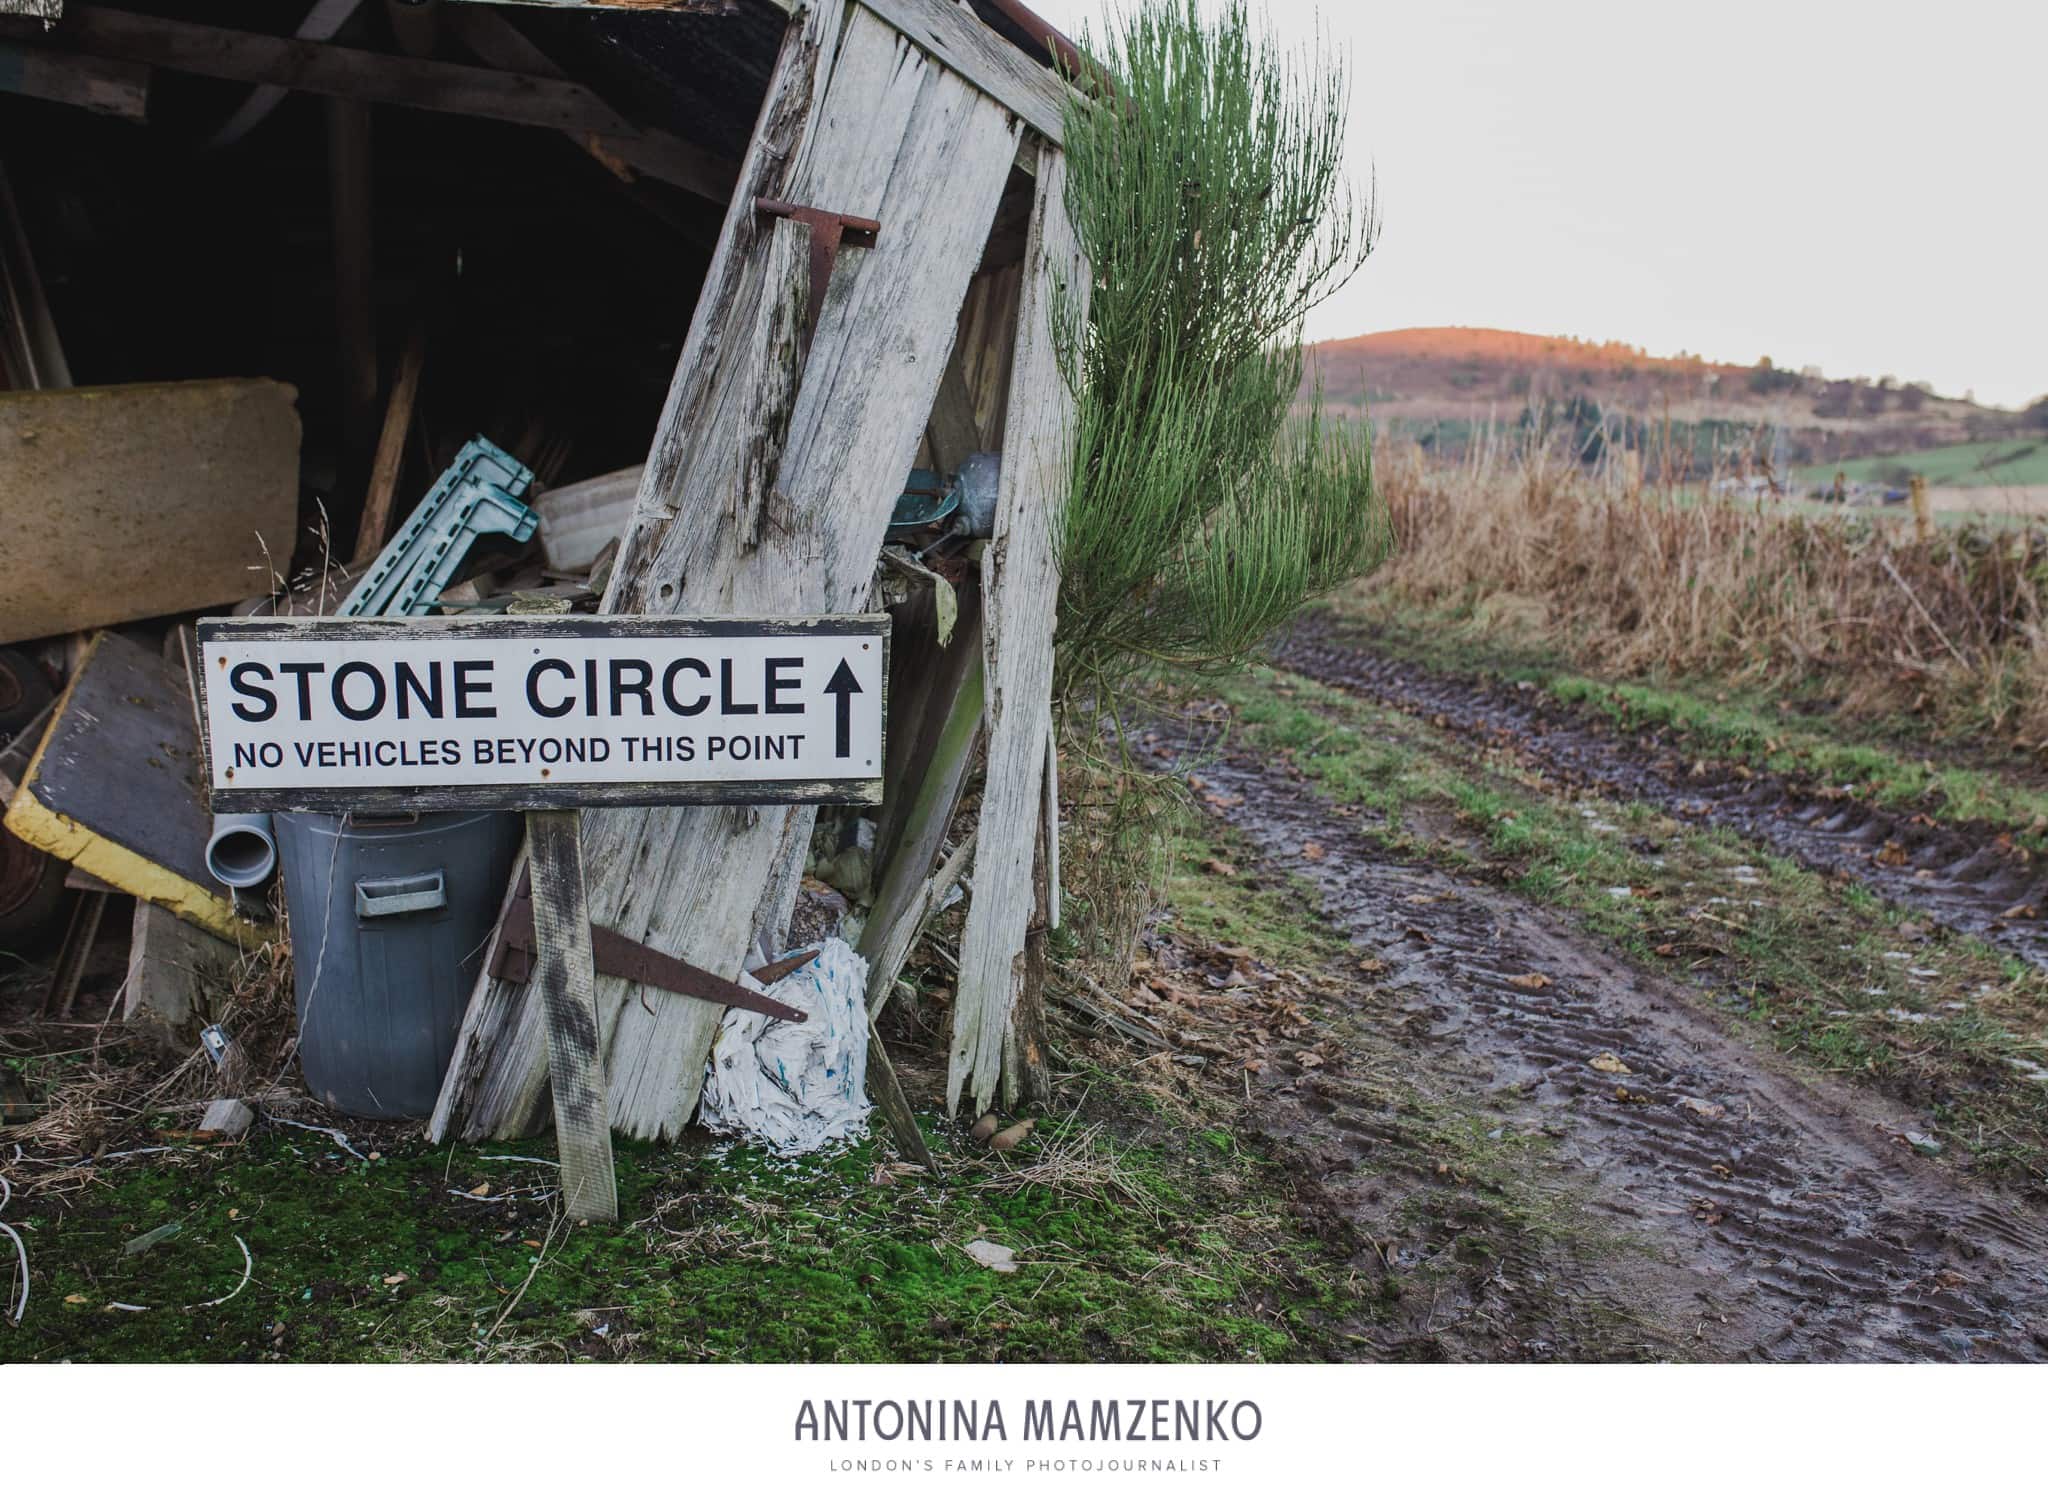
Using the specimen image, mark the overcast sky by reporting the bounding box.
[1025,0,2046,408]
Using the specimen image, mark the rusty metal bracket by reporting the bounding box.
[754,197,881,344]
[487,878,814,1024]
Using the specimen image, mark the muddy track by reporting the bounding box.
[1272,613,2048,971]
[1143,724,2048,1361]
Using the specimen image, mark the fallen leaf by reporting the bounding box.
[521,1239,542,1249]
[1507,972,1551,990]
[2001,903,2038,921]
[1653,943,1678,957]
[1588,1052,1632,1075]
[1356,957,1389,975]
[64,1293,88,1305]
[1676,1096,1725,1120]
[1295,1051,1324,1069]
[382,1273,409,1286]
[1202,858,1238,877]
[467,1182,491,1197]
[965,1240,1018,1274]
[1300,841,1326,861]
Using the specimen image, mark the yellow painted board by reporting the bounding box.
[2,631,269,946]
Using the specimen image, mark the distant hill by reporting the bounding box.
[1305,327,2024,467]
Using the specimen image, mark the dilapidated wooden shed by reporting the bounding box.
[1,0,1092,1161]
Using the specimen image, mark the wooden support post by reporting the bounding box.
[326,96,377,472]
[434,2,1025,1145]
[524,809,617,1223]
[1004,789,1054,1108]
[947,141,1088,1116]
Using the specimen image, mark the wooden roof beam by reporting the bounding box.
[2,6,737,202]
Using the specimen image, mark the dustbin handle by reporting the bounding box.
[355,870,447,919]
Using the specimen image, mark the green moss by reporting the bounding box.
[2,1084,1371,1363]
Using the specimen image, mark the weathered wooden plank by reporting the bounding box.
[0,379,300,643]
[0,40,149,117]
[127,900,242,1052]
[947,140,1086,1115]
[860,602,984,1018]
[865,825,975,1024]
[351,326,426,564]
[855,0,1068,145]
[866,1029,939,1174]
[525,809,618,1222]
[435,3,1025,1143]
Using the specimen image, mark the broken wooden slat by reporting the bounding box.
[947,140,1087,1115]
[873,582,982,878]
[0,379,299,642]
[525,809,618,1223]
[434,2,1025,1144]
[865,826,975,1025]
[0,39,149,118]
[866,1031,938,1175]
[860,599,984,1021]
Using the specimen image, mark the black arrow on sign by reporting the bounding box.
[824,658,862,759]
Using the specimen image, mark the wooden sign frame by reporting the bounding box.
[196,613,890,814]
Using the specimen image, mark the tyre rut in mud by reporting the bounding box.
[1272,614,2048,972]
[1142,721,2048,1361]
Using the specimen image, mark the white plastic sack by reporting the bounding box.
[699,937,872,1157]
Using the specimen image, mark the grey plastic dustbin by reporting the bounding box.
[276,810,522,1119]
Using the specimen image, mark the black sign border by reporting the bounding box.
[197,614,890,814]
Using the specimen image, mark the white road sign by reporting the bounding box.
[197,614,888,813]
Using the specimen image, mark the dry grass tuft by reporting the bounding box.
[1363,436,2048,744]
[979,1118,1161,1211]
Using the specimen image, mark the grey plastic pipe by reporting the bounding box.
[206,811,277,891]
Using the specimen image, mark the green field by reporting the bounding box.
[1795,438,2048,490]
